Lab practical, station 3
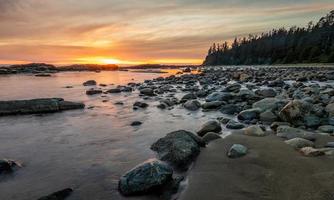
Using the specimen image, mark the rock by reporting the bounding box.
[0,159,20,174]
[243,125,266,137]
[252,98,288,112]
[133,101,148,109]
[325,142,334,148]
[270,122,290,131]
[220,104,240,115]
[107,88,121,93]
[118,159,173,196]
[0,98,84,116]
[255,88,277,97]
[318,125,334,134]
[35,73,51,77]
[83,80,96,86]
[202,132,221,143]
[197,121,222,137]
[86,89,102,95]
[276,126,317,140]
[325,103,334,116]
[303,115,321,128]
[224,83,241,93]
[184,100,201,111]
[115,101,124,105]
[181,93,197,102]
[227,144,248,158]
[226,120,245,129]
[259,110,277,123]
[205,92,233,102]
[201,101,224,110]
[299,147,325,157]
[131,121,142,126]
[285,138,314,149]
[37,188,73,200]
[151,130,205,169]
[279,100,307,124]
[140,88,155,96]
[237,108,261,121]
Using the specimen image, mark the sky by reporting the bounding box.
[0,0,333,65]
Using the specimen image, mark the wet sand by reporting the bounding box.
[180,133,334,200]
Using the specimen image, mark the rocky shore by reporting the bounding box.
[2,65,334,199]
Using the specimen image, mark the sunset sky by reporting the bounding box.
[0,0,333,65]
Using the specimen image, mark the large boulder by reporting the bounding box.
[184,100,201,111]
[276,126,317,140]
[279,100,308,125]
[151,130,205,169]
[197,121,222,137]
[285,138,314,149]
[237,108,261,121]
[37,188,73,200]
[0,98,84,116]
[119,159,173,195]
[227,144,248,158]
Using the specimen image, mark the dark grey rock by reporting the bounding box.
[237,108,261,121]
[86,89,102,95]
[202,132,221,143]
[83,80,96,86]
[226,120,245,129]
[37,188,73,200]
[118,159,173,196]
[227,144,248,158]
[151,130,205,169]
[184,100,201,111]
[197,121,222,137]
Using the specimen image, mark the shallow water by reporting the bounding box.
[0,70,226,200]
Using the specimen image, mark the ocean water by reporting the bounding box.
[0,70,225,200]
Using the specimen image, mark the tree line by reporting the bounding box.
[203,10,334,65]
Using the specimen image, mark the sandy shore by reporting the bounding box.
[180,133,334,200]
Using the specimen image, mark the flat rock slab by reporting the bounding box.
[180,134,334,200]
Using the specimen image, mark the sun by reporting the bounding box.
[99,58,122,64]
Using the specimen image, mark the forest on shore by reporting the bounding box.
[203,10,334,65]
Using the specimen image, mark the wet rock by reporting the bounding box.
[151,130,205,169]
[202,132,221,143]
[227,144,248,158]
[205,92,233,102]
[226,120,245,129]
[131,121,142,126]
[197,121,222,137]
[252,98,288,112]
[140,88,155,96]
[35,73,51,77]
[276,126,317,140]
[260,110,278,123]
[255,88,277,97]
[325,142,334,148]
[303,115,321,128]
[118,159,173,196]
[299,147,325,157]
[37,188,73,200]
[0,98,84,116]
[220,104,240,115]
[270,121,291,131]
[317,125,334,134]
[107,88,121,93]
[279,100,307,124]
[285,138,314,149]
[243,125,266,137]
[86,89,102,95]
[184,100,201,111]
[83,80,96,86]
[0,159,20,174]
[325,103,334,116]
[201,101,224,110]
[224,83,241,93]
[133,101,148,109]
[237,108,261,121]
[181,93,197,102]
[115,101,124,105]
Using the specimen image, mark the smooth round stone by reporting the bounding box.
[227,144,248,158]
